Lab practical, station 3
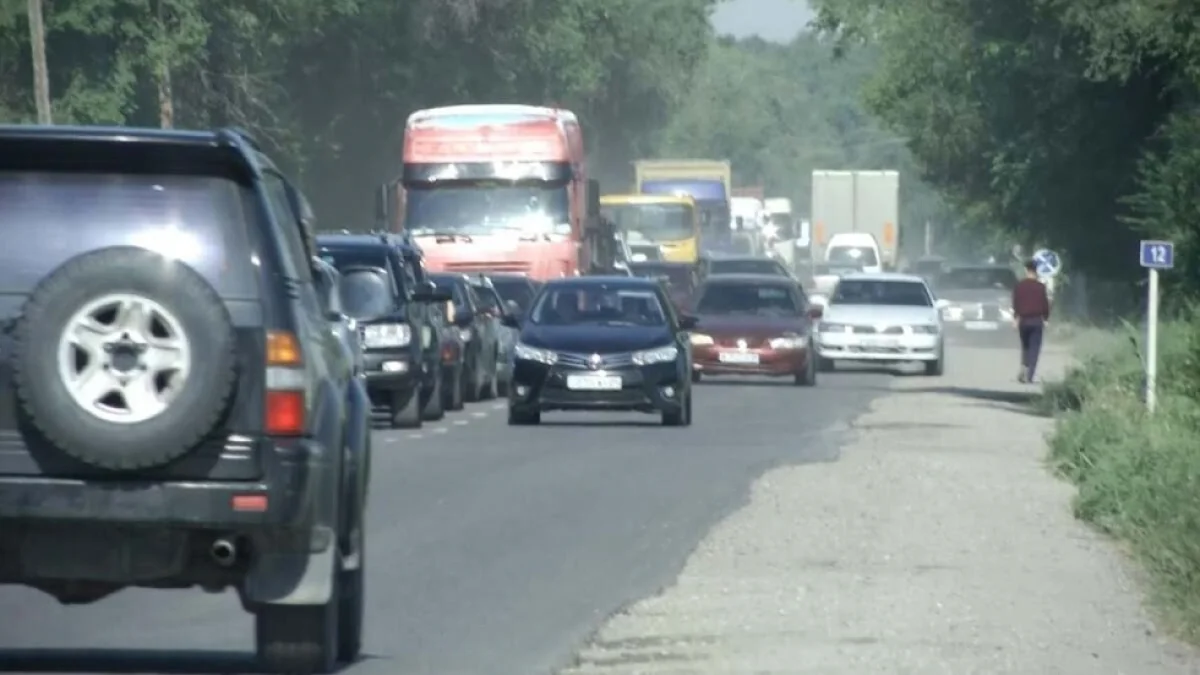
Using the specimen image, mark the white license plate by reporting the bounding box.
[565,374,622,391]
[718,351,760,364]
[861,337,900,348]
[964,321,1000,330]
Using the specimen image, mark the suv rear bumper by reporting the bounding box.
[0,439,328,529]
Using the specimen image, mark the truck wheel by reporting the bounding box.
[255,571,341,674]
[14,248,237,470]
[337,532,364,663]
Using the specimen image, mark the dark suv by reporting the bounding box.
[0,125,372,673]
[430,273,502,402]
[316,233,450,428]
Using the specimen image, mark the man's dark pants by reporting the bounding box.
[1018,318,1044,380]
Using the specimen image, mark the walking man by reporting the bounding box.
[1011,259,1051,382]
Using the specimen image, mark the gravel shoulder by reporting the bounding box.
[560,343,1200,674]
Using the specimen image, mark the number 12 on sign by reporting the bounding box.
[1140,240,1174,269]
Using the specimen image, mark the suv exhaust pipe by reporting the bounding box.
[210,537,238,567]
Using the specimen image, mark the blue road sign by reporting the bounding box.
[1140,240,1174,269]
[1032,248,1061,277]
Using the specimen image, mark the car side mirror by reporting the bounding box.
[500,314,521,329]
[453,308,474,327]
[678,315,698,330]
[934,298,950,309]
[807,306,823,320]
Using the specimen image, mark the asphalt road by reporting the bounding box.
[0,367,889,675]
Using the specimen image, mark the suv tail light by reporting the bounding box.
[265,330,305,435]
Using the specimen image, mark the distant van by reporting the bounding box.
[825,232,883,273]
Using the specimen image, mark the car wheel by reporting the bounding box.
[795,349,818,386]
[924,352,945,376]
[464,362,481,403]
[337,531,364,663]
[507,407,540,425]
[390,390,422,429]
[662,392,691,426]
[817,356,835,373]
[691,371,702,383]
[255,566,341,674]
[422,373,444,421]
[444,367,465,411]
[14,248,238,470]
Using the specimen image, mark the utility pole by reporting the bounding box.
[28,0,52,124]
[923,220,932,256]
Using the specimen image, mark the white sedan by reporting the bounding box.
[814,272,945,376]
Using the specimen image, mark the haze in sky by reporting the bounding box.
[712,0,813,42]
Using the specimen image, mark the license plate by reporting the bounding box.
[565,374,622,391]
[718,351,760,364]
[964,321,999,330]
[861,337,899,348]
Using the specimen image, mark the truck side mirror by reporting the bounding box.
[587,179,601,217]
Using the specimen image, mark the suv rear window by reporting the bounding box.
[0,173,257,297]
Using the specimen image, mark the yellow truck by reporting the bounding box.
[633,159,732,254]
[600,194,700,263]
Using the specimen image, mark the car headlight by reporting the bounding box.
[690,333,714,346]
[459,327,473,342]
[513,342,557,364]
[768,333,806,349]
[632,345,678,365]
[910,324,939,334]
[818,322,849,333]
[362,323,411,348]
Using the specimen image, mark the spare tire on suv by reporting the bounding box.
[14,247,238,470]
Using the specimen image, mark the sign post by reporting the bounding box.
[1139,240,1174,413]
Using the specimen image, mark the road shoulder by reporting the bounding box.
[560,344,1198,674]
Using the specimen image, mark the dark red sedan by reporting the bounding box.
[689,274,822,385]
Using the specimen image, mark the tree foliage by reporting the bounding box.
[813,0,1200,294]
[654,33,954,258]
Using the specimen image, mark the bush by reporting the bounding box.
[1045,311,1200,641]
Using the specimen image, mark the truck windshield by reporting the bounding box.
[405,182,570,238]
[602,203,693,241]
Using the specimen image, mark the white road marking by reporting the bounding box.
[396,435,412,441]
[432,426,449,433]
[453,419,469,426]
[471,411,487,418]
[491,403,506,410]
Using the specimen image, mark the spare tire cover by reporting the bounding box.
[14,247,238,470]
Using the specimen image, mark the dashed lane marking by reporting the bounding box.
[471,411,487,418]
[491,403,506,410]
[432,426,449,433]
[453,419,469,426]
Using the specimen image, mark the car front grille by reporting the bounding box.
[556,351,635,369]
[850,325,906,335]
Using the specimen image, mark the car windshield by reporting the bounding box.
[602,203,694,241]
[831,279,932,306]
[404,182,570,238]
[337,269,394,320]
[827,246,879,266]
[696,282,798,315]
[490,278,537,311]
[430,275,469,307]
[529,284,667,327]
[708,259,786,276]
[936,267,1018,291]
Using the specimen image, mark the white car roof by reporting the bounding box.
[839,272,926,283]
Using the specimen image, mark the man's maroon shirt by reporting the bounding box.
[1011,278,1051,321]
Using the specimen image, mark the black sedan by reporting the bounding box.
[502,276,695,427]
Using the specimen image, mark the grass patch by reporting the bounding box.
[1044,312,1200,641]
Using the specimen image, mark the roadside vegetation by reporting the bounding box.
[1040,317,1200,639]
